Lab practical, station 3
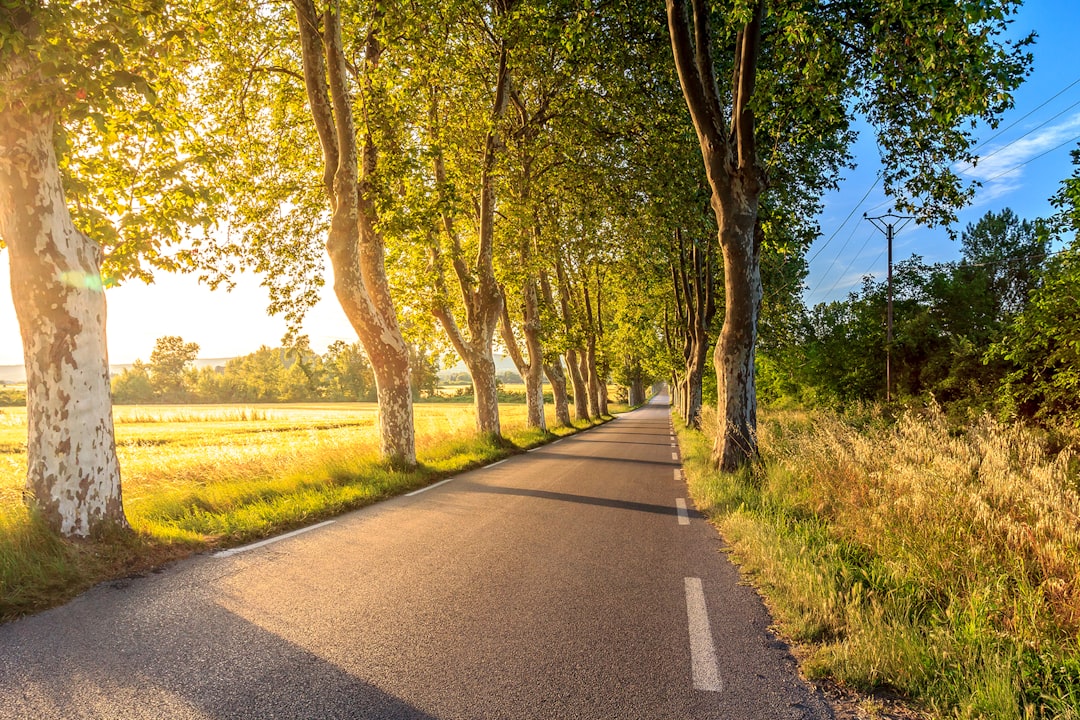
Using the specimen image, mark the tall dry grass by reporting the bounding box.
[681,404,1080,719]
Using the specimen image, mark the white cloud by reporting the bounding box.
[957,112,1080,205]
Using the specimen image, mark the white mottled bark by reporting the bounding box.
[294,1,415,467]
[0,102,127,537]
[565,348,590,422]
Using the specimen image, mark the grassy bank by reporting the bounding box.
[1,402,623,621]
[678,405,1080,719]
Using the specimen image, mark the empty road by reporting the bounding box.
[0,395,832,719]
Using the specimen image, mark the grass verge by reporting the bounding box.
[1,403,625,622]
[677,405,1080,720]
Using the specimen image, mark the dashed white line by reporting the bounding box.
[214,520,336,558]
[676,498,690,525]
[674,468,682,481]
[670,442,677,448]
[486,459,508,468]
[684,577,723,692]
[671,452,679,460]
[406,477,456,497]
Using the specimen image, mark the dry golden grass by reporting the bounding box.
[680,404,1080,720]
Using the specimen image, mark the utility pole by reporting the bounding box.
[865,211,913,402]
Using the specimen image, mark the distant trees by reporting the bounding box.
[149,336,200,401]
[111,337,443,405]
[761,207,1059,423]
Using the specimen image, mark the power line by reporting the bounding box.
[976,131,1080,184]
[969,96,1080,167]
[970,75,1080,155]
[807,173,881,264]
[808,230,876,304]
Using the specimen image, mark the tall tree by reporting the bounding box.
[1,0,209,536]
[290,0,416,466]
[666,0,1031,469]
[426,0,517,437]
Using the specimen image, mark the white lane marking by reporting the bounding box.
[674,469,682,481]
[670,443,677,448]
[527,447,540,452]
[671,452,679,460]
[670,435,676,442]
[214,520,336,558]
[406,477,455,497]
[676,498,690,525]
[486,459,508,468]
[684,577,723,692]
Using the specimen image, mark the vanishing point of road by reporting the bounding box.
[0,394,833,719]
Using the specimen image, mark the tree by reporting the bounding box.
[290,0,415,465]
[148,335,199,401]
[665,0,1031,469]
[111,361,155,404]
[992,150,1080,423]
[1,1,210,536]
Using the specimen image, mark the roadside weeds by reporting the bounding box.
[675,405,1080,720]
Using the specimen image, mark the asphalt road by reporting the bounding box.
[0,395,833,719]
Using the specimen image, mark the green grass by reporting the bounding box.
[1,401,625,621]
[678,405,1080,720]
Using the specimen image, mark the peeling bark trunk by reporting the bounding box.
[583,340,601,419]
[294,1,414,467]
[543,359,571,426]
[565,348,590,421]
[667,0,764,470]
[465,350,501,438]
[0,101,127,537]
[596,361,609,417]
[498,280,546,431]
[538,273,571,426]
[712,199,761,470]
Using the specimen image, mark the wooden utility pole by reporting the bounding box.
[865,211,913,402]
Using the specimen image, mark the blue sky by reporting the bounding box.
[2,1,1079,366]
[804,1,1080,307]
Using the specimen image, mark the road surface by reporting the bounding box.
[0,394,832,719]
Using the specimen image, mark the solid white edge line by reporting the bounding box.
[676,498,690,525]
[486,459,508,468]
[684,577,723,692]
[406,477,456,497]
[214,520,336,558]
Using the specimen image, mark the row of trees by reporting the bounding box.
[2,0,1029,536]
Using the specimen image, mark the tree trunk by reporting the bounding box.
[597,362,609,416]
[583,339,601,419]
[543,358,572,426]
[667,0,764,470]
[0,104,127,537]
[629,377,646,406]
[712,201,762,470]
[565,348,590,421]
[685,333,708,428]
[538,273,571,426]
[465,351,501,438]
[498,281,546,431]
[294,1,415,467]
[426,39,509,438]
